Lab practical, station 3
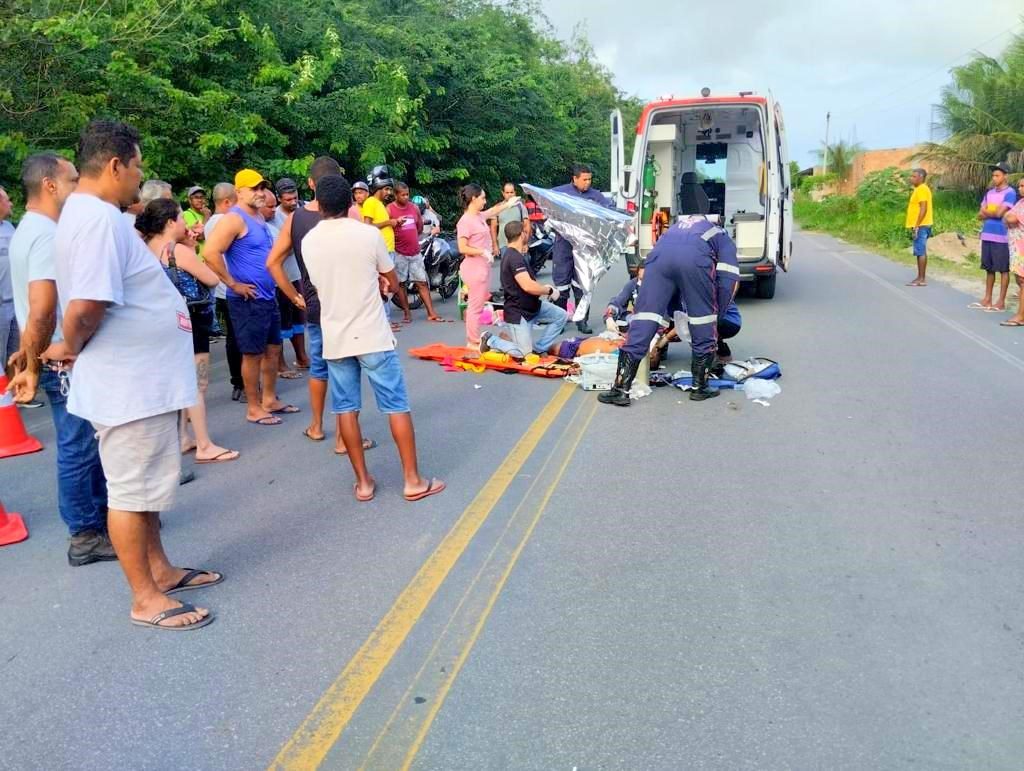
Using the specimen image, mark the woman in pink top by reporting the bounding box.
[456,183,520,348]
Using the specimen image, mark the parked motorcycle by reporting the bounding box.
[527,219,555,275]
[392,233,462,310]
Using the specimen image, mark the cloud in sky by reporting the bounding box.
[541,0,1022,165]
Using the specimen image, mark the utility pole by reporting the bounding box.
[823,112,831,176]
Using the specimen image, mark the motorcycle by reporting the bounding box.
[392,233,462,310]
[527,219,555,275]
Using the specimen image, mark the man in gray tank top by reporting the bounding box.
[267,156,377,455]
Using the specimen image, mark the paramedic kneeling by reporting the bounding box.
[480,221,568,358]
[599,215,740,406]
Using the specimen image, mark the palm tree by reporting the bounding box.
[816,140,864,182]
[915,28,1024,189]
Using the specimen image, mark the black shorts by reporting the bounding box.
[189,305,212,355]
[981,241,1010,273]
[227,297,282,354]
[276,281,307,340]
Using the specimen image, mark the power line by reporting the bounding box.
[839,24,1021,122]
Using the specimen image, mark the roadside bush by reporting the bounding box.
[856,167,911,209]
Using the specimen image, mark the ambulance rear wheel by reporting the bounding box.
[755,273,776,299]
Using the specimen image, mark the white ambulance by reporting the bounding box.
[610,89,792,298]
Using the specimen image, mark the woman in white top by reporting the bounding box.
[137,199,239,464]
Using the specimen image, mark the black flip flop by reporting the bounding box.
[166,569,225,595]
[270,404,301,414]
[302,428,326,442]
[131,602,214,631]
[335,438,378,456]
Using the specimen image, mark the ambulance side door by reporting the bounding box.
[771,94,793,271]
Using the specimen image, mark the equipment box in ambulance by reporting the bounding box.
[609,90,792,299]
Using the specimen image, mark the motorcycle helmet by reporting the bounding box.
[411,194,426,214]
[351,181,370,193]
[368,164,394,193]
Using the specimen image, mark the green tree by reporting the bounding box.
[0,0,642,220]
[915,26,1024,189]
[816,140,864,183]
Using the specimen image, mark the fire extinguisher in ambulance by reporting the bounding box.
[641,154,659,223]
[651,209,670,244]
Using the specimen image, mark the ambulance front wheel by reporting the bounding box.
[755,273,776,300]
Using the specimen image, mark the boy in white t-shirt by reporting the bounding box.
[301,174,445,505]
[42,119,220,632]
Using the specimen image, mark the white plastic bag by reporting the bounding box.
[743,379,781,401]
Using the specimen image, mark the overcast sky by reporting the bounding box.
[542,0,1022,168]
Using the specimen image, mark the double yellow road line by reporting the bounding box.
[271,382,596,769]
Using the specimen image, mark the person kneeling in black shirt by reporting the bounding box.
[480,221,568,358]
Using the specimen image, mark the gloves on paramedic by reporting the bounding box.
[546,285,560,303]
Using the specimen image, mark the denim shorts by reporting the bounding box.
[912,225,931,257]
[227,297,281,354]
[327,350,410,414]
[306,323,328,381]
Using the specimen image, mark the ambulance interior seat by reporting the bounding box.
[678,172,710,215]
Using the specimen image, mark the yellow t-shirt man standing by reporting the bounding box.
[905,179,933,228]
[361,194,395,252]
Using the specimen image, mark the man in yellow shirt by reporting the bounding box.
[905,168,934,286]
[362,173,399,254]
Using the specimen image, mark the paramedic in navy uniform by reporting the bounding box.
[599,215,740,407]
[551,163,615,334]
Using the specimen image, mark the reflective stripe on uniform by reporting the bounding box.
[688,313,717,325]
[701,226,725,242]
[555,283,571,291]
[717,263,740,276]
[632,311,666,326]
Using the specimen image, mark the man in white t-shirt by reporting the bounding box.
[6,153,117,566]
[42,119,220,632]
[0,185,17,367]
[301,174,445,504]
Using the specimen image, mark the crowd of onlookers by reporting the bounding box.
[904,163,1024,325]
[0,118,602,631]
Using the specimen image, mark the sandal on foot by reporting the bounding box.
[195,449,240,464]
[302,428,326,442]
[279,371,303,380]
[248,415,282,426]
[968,302,991,309]
[335,438,378,456]
[131,602,214,631]
[354,482,376,502]
[404,479,446,502]
[1000,320,1024,326]
[166,569,225,595]
[270,404,301,414]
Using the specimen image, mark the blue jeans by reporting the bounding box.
[912,226,931,257]
[40,369,108,535]
[488,301,568,357]
[327,350,410,414]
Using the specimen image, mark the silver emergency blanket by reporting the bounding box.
[521,184,633,322]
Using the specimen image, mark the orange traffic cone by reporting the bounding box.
[0,499,28,546]
[0,374,43,459]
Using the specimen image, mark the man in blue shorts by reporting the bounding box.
[300,174,445,504]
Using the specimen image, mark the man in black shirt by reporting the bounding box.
[480,221,568,358]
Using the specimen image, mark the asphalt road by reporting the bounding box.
[2,229,1023,770]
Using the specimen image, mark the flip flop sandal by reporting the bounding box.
[302,428,326,442]
[354,482,376,502]
[195,450,240,464]
[270,404,301,414]
[335,439,378,456]
[967,302,991,309]
[279,371,303,379]
[131,602,214,631]
[166,569,225,595]
[428,317,453,323]
[404,479,446,502]
[294,362,311,369]
[1000,320,1024,326]
[248,415,282,426]
[985,306,1006,313]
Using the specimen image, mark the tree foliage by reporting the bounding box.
[0,0,641,217]
[815,140,864,183]
[915,26,1024,190]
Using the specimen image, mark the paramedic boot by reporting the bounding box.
[597,350,642,407]
[689,352,720,401]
